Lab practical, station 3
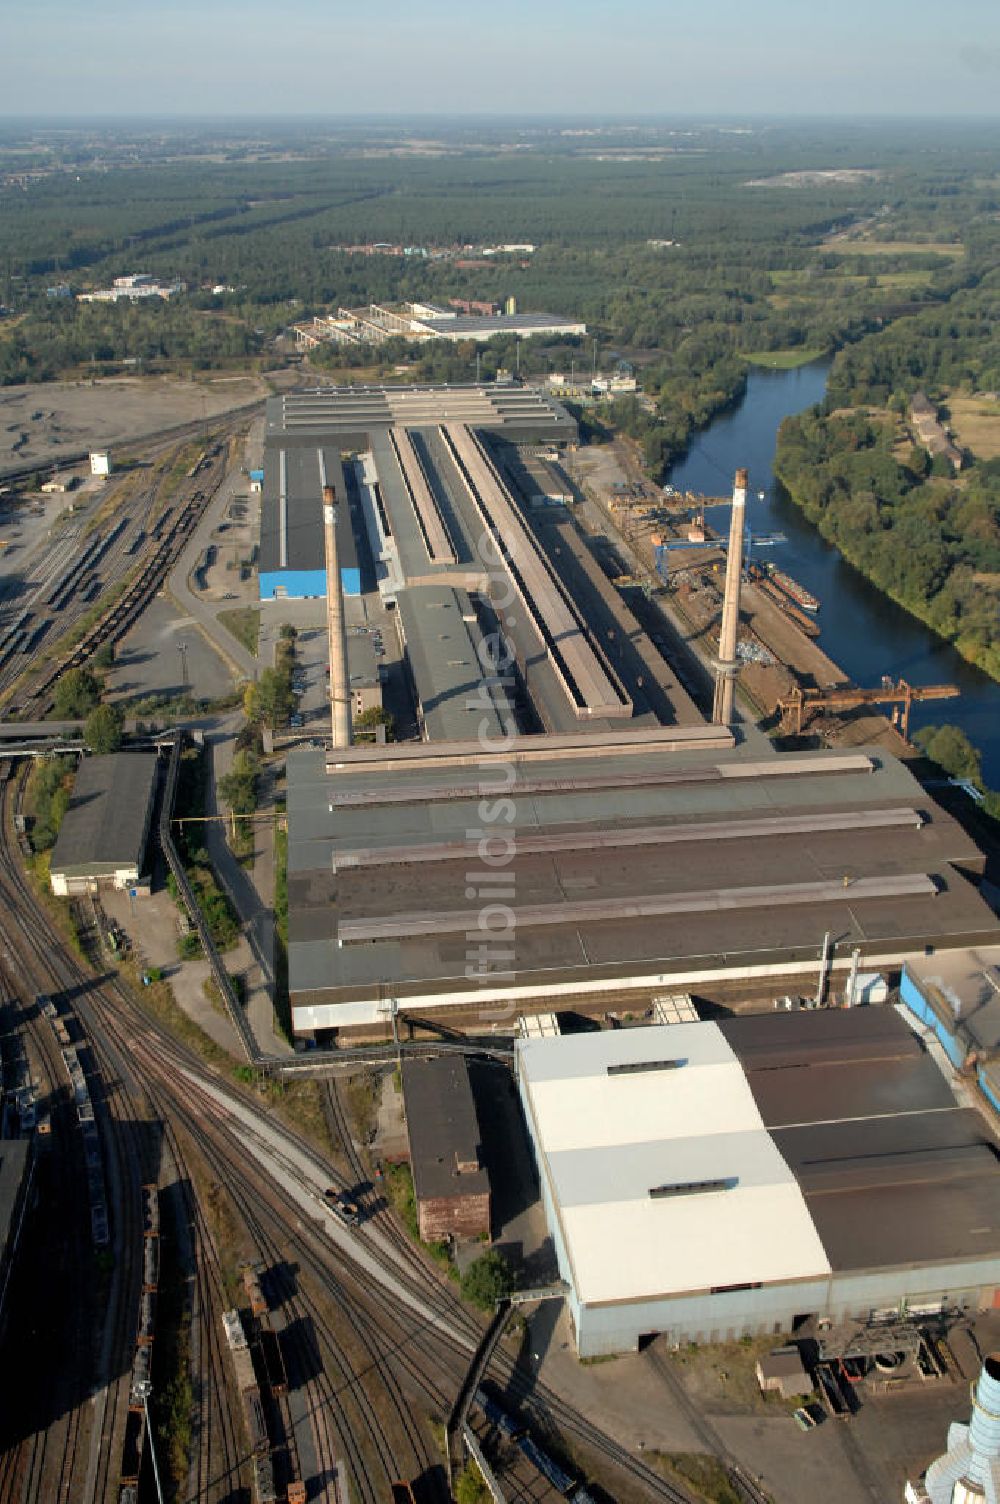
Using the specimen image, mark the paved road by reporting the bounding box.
[167,418,265,681]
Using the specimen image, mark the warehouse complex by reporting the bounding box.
[517,1009,1000,1356]
[275,378,1000,1048]
[293,301,586,351]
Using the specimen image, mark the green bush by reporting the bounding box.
[460,1249,514,1311]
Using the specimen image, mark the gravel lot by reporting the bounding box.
[0,374,269,475]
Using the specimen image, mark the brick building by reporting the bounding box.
[401,1057,491,1242]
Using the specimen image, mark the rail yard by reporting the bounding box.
[0,379,998,1504]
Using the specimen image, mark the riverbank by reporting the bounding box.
[661,359,1000,785]
[773,457,1000,686]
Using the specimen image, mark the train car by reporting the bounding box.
[252,1454,277,1504]
[92,1203,110,1248]
[286,1481,307,1504]
[136,1289,157,1345]
[241,1263,268,1317]
[82,1124,102,1169]
[53,1019,71,1047]
[130,1343,153,1407]
[142,1184,159,1239]
[223,1308,248,1351]
[518,1436,576,1495]
[143,1236,160,1291]
[118,1487,139,1504]
[258,1326,288,1396]
[36,994,55,1019]
[120,1407,146,1484]
[243,1385,269,1456]
[232,1341,258,1397]
[475,1387,526,1441]
[390,1484,417,1504]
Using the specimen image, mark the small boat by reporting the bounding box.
[768,565,820,613]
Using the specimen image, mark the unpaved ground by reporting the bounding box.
[0,374,269,473]
[945,393,1000,460]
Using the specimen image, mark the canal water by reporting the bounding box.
[666,361,1000,785]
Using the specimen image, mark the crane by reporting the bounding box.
[652,525,786,585]
[778,679,959,740]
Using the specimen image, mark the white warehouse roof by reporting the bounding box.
[518,1022,832,1307]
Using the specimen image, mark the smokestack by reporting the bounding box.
[323,483,352,751]
[711,467,747,726]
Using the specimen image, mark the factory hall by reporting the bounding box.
[267,376,1000,1364]
[517,1007,1000,1357]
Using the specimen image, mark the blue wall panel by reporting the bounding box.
[900,966,964,1067]
[259,567,360,601]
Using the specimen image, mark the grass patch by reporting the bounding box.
[240,1074,336,1156]
[151,1188,195,1494]
[648,1453,752,1504]
[344,1068,380,1143]
[218,606,260,657]
[384,1162,456,1276]
[743,348,825,369]
[824,237,964,257]
[943,392,1000,461]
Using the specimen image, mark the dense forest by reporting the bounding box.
[774,243,1000,679]
[4,122,1000,466]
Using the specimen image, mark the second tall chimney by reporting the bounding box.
[711,467,748,727]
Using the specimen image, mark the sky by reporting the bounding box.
[6,0,1000,119]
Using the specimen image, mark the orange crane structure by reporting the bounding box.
[778,678,959,740]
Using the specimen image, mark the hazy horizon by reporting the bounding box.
[8,0,1000,120]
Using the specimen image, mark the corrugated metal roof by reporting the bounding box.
[520,1012,1000,1307]
[396,583,507,744]
[49,753,157,877]
[286,746,1000,1005]
[401,1057,489,1204]
[519,1022,831,1304]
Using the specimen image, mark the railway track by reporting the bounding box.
[0,414,252,717]
[0,769,243,1504]
[0,763,705,1504]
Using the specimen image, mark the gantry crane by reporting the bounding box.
[652,525,786,584]
[778,679,959,740]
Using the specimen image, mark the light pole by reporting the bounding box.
[177,641,189,689]
[133,1380,165,1504]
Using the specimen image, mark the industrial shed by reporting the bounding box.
[400,1057,491,1242]
[285,738,999,1036]
[517,1009,1000,1357]
[49,753,158,896]
[900,946,1000,1109]
[258,444,360,601]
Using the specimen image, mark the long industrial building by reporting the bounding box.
[287,736,999,1034]
[517,1008,1000,1356]
[261,385,683,733]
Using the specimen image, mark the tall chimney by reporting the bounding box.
[711,467,747,727]
[323,483,352,751]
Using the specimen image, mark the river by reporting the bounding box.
[666,360,1000,786]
